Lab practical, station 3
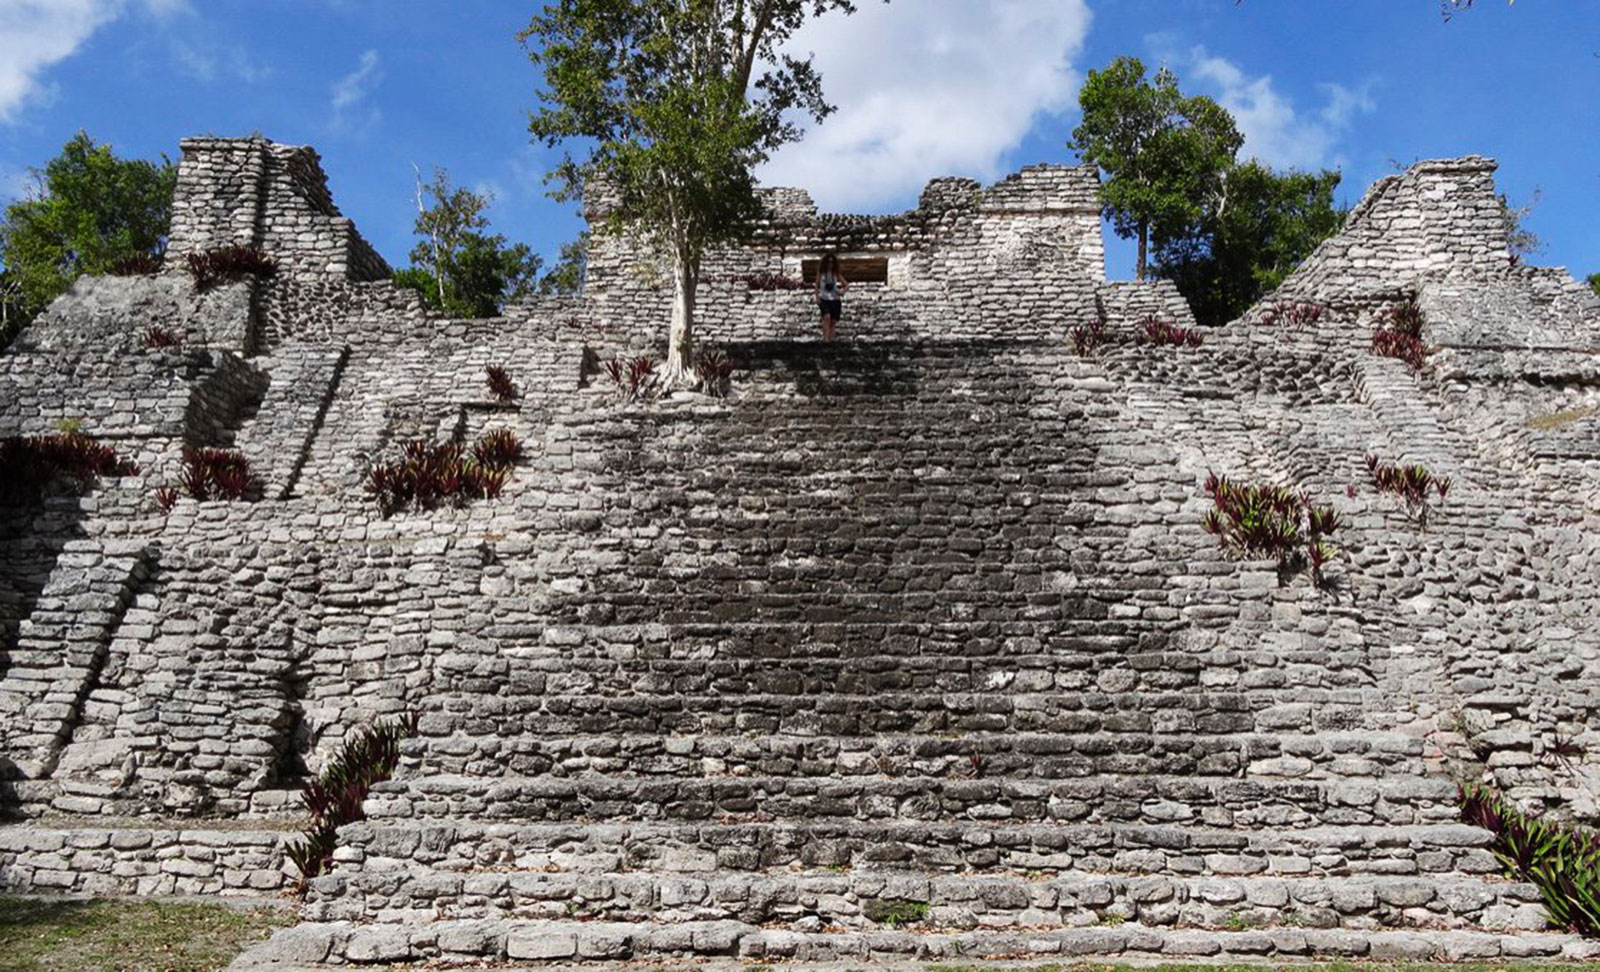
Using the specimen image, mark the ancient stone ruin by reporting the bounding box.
[3,136,1600,966]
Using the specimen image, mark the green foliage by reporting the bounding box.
[396,167,541,318]
[1201,473,1340,585]
[286,714,417,888]
[1586,272,1599,298]
[0,131,176,334]
[523,0,863,375]
[1153,162,1346,327]
[1459,782,1598,935]
[538,230,588,295]
[1068,57,1242,279]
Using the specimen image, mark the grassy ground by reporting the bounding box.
[0,897,296,972]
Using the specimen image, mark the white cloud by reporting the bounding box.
[0,0,191,123]
[0,1,115,122]
[1181,44,1375,171]
[757,0,1092,212]
[171,39,270,84]
[330,49,382,132]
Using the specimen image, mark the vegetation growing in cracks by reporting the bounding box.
[366,430,524,516]
[732,271,808,291]
[1372,298,1428,371]
[484,365,519,404]
[1365,454,1450,527]
[185,245,277,291]
[286,714,417,890]
[1070,317,1107,357]
[1259,299,1328,329]
[0,430,139,504]
[1201,473,1340,585]
[157,447,253,511]
[604,355,662,404]
[142,325,183,349]
[110,253,163,276]
[1138,317,1203,348]
[695,346,736,399]
[1459,783,1600,936]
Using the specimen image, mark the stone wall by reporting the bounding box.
[580,163,1125,343]
[5,139,1600,966]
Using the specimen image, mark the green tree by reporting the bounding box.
[1153,162,1346,327]
[1587,272,1599,298]
[1068,57,1243,280]
[538,230,588,295]
[0,131,176,336]
[395,167,542,318]
[523,0,867,381]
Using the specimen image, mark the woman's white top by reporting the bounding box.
[819,272,841,300]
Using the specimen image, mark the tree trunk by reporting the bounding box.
[1137,222,1148,281]
[665,251,698,385]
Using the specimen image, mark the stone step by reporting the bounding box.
[423,656,1387,701]
[305,866,1540,932]
[475,628,1371,684]
[405,691,1410,740]
[0,822,295,896]
[399,725,1418,780]
[335,819,1493,880]
[365,772,1458,826]
[235,918,1590,969]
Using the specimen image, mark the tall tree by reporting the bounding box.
[1068,57,1242,279]
[395,167,542,318]
[523,0,867,382]
[1153,162,1345,327]
[0,131,176,334]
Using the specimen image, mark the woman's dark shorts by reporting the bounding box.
[819,299,843,320]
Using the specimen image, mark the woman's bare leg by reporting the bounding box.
[822,313,835,341]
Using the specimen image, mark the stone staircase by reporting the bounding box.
[234,340,1588,967]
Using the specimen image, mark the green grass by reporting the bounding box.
[0,897,296,972]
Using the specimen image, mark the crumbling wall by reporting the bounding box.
[581,163,1114,343]
[1272,156,1508,307]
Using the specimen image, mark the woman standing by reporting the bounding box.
[816,252,846,342]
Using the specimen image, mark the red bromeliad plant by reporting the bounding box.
[142,325,183,349]
[1070,318,1107,357]
[367,429,523,516]
[174,447,253,502]
[1201,473,1340,586]
[732,271,808,291]
[603,355,660,403]
[1372,298,1428,371]
[1365,454,1450,527]
[695,346,736,399]
[1259,300,1328,329]
[1139,317,1203,349]
[0,431,139,504]
[484,365,519,404]
[109,253,163,276]
[285,713,417,890]
[186,245,277,291]
[471,427,524,469]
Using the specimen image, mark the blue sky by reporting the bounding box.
[1,0,1595,281]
